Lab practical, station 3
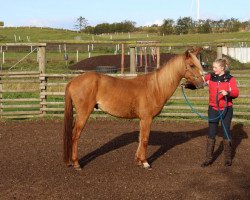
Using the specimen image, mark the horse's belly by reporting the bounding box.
[97,101,137,119]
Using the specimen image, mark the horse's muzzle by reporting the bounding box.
[196,82,207,89]
[183,82,207,90]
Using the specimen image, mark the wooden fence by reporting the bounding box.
[0,71,249,123]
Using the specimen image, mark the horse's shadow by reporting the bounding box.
[79,123,248,168]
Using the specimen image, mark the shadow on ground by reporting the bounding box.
[79,123,248,168]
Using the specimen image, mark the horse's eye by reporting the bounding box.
[190,64,196,68]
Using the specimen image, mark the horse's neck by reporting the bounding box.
[155,57,184,101]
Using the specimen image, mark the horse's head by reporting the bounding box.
[183,47,206,89]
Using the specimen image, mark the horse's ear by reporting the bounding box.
[185,47,203,57]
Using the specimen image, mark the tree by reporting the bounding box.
[117,20,136,32]
[94,23,111,34]
[224,18,241,32]
[0,21,4,26]
[240,20,250,31]
[175,17,195,34]
[83,26,95,34]
[92,20,136,34]
[197,19,212,33]
[160,19,174,35]
[75,16,88,31]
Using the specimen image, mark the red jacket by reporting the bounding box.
[205,72,239,110]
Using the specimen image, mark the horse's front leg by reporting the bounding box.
[135,117,152,169]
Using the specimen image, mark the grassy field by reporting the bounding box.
[1,27,250,73]
[1,27,250,44]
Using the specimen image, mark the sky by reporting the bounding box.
[1,0,250,30]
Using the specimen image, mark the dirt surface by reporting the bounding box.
[0,119,249,200]
[69,53,176,72]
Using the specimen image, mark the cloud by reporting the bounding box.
[144,19,164,26]
[28,19,48,27]
[4,18,75,30]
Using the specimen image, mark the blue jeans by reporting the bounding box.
[208,106,233,140]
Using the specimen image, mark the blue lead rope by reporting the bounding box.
[181,86,230,141]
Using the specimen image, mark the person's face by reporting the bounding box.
[213,62,224,75]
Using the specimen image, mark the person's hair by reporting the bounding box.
[213,57,230,71]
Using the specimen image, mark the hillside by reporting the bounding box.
[0,27,250,45]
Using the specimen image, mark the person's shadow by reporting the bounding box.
[213,123,248,161]
[79,123,248,168]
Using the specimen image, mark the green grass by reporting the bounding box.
[1,27,250,73]
[0,27,92,43]
[1,27,250,44]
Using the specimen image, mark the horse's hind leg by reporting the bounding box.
[135,118,152,169]
[71,109,92,170]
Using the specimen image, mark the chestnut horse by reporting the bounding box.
[64,48,205,170]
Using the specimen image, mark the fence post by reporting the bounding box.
[130,47,136,74]
[38,45,47,116]
[217,45,223,59]
[121,44,125,74]
[156,47,160,69]
[0,75,2,118]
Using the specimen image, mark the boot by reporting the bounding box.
[223,140,232,166]
[201,137,215,167]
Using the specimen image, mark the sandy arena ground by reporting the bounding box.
[0,119,249,199]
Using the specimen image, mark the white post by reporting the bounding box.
[76,50,79,62]
[63,44,67,53]
[197,0,200,21]
[130,47,136,74]
[91,44,94,51]
[115,45,118,55]
[2,52,5,64]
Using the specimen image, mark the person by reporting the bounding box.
[201,58,239,167]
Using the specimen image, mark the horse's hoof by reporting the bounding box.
[136,160,142,166]
[72,162,81,170]
[142,162,152,170]
[67,164,73,168]
[73,164,82,171]
[135,160,152,170]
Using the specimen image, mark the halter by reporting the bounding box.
[184,64,205,82]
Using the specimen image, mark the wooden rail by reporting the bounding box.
[0,71,249,123]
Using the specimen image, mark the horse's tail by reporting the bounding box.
[63,83,73,164]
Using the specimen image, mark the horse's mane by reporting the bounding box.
[156,54,184,88]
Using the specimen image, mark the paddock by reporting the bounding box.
[0,119,249,199]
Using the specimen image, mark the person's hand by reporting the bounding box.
[219,90,228,96]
